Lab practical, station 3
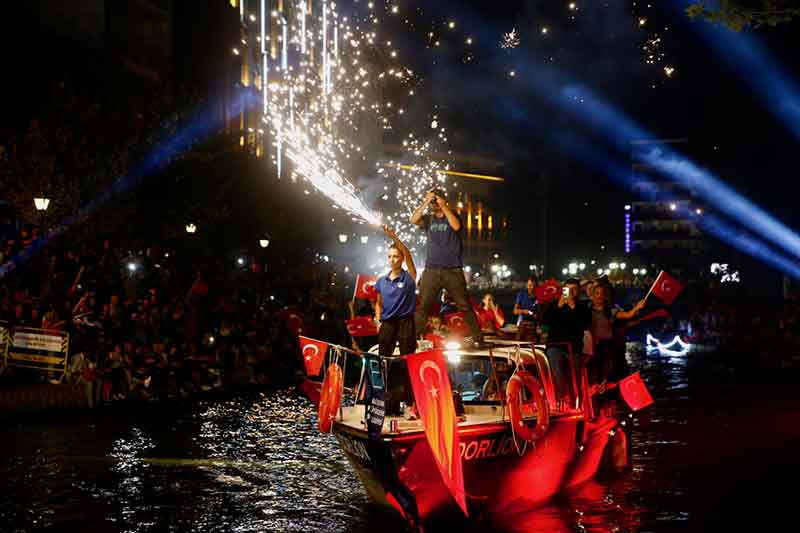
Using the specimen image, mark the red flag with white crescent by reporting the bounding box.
[618,371,654,411]
[649,271,684,305]
[406,349,468,516]
[444,312,470,336]
[354,274,379,300]
[346,316,378,337]
[299,336,327,376]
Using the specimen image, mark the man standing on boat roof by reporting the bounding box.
[375,225,418,357]
[410,188,485,348]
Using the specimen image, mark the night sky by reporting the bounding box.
[373,0,800,270]
[4,0,800,275]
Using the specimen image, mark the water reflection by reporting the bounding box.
[2,344,795,531]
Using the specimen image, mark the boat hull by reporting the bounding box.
[333,413,619,524]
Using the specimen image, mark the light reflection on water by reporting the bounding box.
[1,346,797,532]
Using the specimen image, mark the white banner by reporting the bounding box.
[13,332,64,353]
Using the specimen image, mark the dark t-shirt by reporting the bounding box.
[422,214,462,268]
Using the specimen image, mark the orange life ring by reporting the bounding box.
[506,370,550,442]
[318,362,343,433]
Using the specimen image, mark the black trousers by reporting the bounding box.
[414,266,482,339]
[378,315,417,357]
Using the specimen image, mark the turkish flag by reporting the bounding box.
[346,316,378,337]
[618,371,654,411]
[299,336,327,376]
[444,312,470,336]
[535,278,562,303]
[406,349,468,516]
[649,271,684,305]
[354,274,379,300]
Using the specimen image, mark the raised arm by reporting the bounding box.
[615,300,646,320]
[384,225,417,281]
[410,191,434,226]
[436,195,461,231]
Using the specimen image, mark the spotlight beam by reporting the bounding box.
[0,96,253,280]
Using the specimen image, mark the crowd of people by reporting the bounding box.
[0,220,360,405]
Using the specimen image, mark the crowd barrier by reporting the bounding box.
[0,322,70,382]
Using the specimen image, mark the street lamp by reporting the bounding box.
[185,223,197,234]
[259,239,270,248]
[360,235,369,244]
[338,234,348,243]
[633,268,640,275]
[34,197,50,211]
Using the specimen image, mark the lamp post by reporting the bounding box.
[259,239,270,248]
[338,234,348,244]
[185,223,197,234]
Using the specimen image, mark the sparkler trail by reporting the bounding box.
[253,1,454,266]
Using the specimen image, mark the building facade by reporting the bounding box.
[628,139,708,274]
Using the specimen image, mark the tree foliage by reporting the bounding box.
[687,0,800,31]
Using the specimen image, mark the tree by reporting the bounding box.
[687,1,800,31]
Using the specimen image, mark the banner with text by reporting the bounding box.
[5,327,69,378]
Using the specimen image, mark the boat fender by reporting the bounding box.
[506,370,550,442]
[318,362,343,433]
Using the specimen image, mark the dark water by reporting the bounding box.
[2,346,799,532]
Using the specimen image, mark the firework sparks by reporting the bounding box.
[501,28,520,49]
[245,0,453,269]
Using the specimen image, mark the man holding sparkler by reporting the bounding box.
[410,189,484,348]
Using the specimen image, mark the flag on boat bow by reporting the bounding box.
[299,336,327,377]
[406,349,468,516]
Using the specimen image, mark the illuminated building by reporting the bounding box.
[629,139,708,271]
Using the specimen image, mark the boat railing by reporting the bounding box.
[321,339,590,426]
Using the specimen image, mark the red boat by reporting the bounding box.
[304,338,638,529]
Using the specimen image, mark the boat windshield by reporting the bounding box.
[449,355,515,403]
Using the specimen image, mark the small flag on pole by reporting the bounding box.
[346,316,379,337]
[648,271,685,305]
[618,371,654,411]
[299,336,328,376]
[354,274,379,300]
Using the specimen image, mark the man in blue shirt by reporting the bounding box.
[514,275,539,326]
[410,189,483,347]
[375,225,418,357]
